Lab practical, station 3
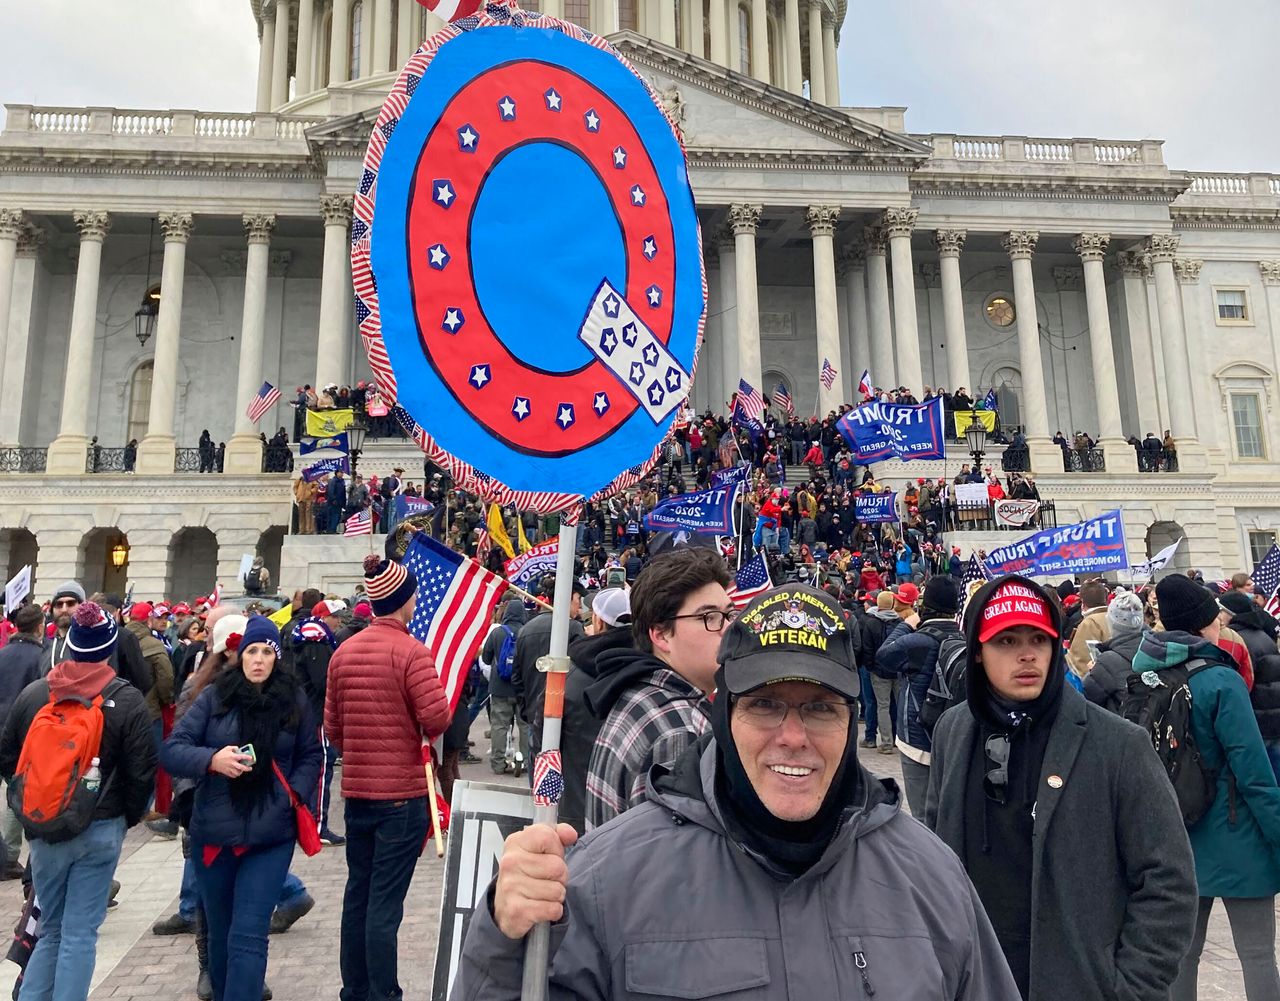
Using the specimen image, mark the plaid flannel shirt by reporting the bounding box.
[585,666,711,831]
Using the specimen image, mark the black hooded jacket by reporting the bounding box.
[581,646,665,721]
[1231,604,1280,739]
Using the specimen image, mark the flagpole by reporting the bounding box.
[729,430,748,571]
[521,515,578,1001]
[423,756,445,858]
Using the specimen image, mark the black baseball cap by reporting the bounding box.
[718,585,858,700]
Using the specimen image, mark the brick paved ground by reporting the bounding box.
[0,716,1259,999]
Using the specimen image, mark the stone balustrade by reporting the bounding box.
[5,105,324,144]
[926,134,1163,166]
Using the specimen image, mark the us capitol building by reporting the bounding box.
[0,0,1277,598]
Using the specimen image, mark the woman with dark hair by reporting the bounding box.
[162,617,322,1001]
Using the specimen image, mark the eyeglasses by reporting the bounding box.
[733,695,853,733]
[983,734,1011,804]
[52,599,79,610]
[669,607,739,633]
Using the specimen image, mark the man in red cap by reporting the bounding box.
[123,602,175,821]
[925,575,1197,1001]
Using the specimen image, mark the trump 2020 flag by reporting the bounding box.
[836,396,946,462]
[403,534,509,715]
[854,491,899,524]
[711,462,751,488]
[506,537,560,592]
[984,510,1129,579]
[644,484,740,535]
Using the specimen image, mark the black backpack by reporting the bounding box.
[244,566,264,594]
[1121,659,1219,826]
[920,633,969,737]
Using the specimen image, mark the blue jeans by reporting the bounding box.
[320,735,339,830]
[858,666,878,741]
[339,797,429,1001]
[180,860,307,922]
[194,839,294,1001]
[22,816,126,1001]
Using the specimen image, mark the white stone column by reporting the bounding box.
[136,213,194,474]
[709,0,729,66]
[717,229,738,411]
[864,224,894,390]
[542,0,563,19]
[296,0,316,94]
[658,0,677,45]
[808,206,842,415]
[1116,250,1162,436]
[1259,262,1280,456]
[330,0,351,82]
[271,0,292,107]
[358,0,374,77]
[730,204,763,394]
[684,0,704,57]
[256,7,276,112]
[838,244,869,394]
[934,229,971,393]
[884,208,921,393]
[1073,232,1133,469]
[1148,235,1197,441]
[0,224,43,445]
[1175,257,1212,446]
[751,0,769,81]
[225,215,277,474]
[822,16,839,104]
[1002,230,1050,443]
[0,210,22,403]
[373,0,393,72]
[317,195,354,390]
[47,211,110,474]
[398,0,418,60]
[806,1,826,103]
[783,0,803,94]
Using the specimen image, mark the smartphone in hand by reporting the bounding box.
[238,744,257,765]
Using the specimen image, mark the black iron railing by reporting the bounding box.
[85,446,128,473]
[176,448,204,472]
[0,447,47,473]
[262,443,293,473]
[1063,448,1106,473]
[1137,449,1178,473]
[1001,446,1030,472]
[949,498,1057,531]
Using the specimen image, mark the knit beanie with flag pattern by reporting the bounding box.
[363,553,417,617]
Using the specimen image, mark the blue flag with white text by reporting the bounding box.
[855,492,899,524]
[644,485,740,535]
[835,396,946,462]
[984,510,1129,578]
[711,463,752,488]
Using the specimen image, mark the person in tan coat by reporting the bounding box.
[294,476,318,534]
[1066,579,1112,676]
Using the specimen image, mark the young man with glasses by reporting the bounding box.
[583,548,733,831]
[925,574,1197,1001]
[458,584,1020,999]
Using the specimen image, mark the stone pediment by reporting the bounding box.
[305,109,382,157]
[611,33,931,169]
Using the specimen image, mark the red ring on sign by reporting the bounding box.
[407,60,675,453]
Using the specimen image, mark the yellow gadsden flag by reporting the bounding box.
[954,409,997,437]
[305,408,355,438]
[516,516,532,555]
[487,503,515,560]
[268,603,294,630]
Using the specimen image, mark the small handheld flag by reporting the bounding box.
[820,359,838,391]
[858,368,873,397]
[773,383,794,416]
[246,382,281,424]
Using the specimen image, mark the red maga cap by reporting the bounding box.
[978,581,1058,642]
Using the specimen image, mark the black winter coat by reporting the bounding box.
[0,636,45,731]
[1082,626,1144,715]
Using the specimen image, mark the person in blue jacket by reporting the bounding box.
[162,616,322,1001]
[1139,574,1280,1001]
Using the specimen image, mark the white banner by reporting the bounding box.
[955,482,989,505]
[994,499,1040,528]
[4,565,31,611]
[1128,538,1183,579]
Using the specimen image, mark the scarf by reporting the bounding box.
[214,667,300,818]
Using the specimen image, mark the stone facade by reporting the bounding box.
[0,1,1277,597]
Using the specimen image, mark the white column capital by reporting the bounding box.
[1260,261,1280,286]
[729,203,762,236]
[881,207,917,239]
[73,210,111,242]
[260,3,277,23]
[1116,249,1150,278]
[0,209,23,241]
[806,204,841,238]
[321,194,354,226]
[836,242,865,275]
[933,228,966,258]
[1002,229,1039,260]
[243,213,277,245]
[1174,258,1203,285]
[863,224,887,256]
[15,223,44,258]
[158,212,194,244]
[1072,232,1110,263]
[1146,234,1180,264]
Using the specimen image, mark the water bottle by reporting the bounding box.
[85,757,102,793]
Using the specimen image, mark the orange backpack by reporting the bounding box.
[8,679,124,843]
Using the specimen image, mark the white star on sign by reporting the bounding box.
[629,362,645,385]
[593,392,610,414]
[621,323,638,346]
[512,397,530,420]
[469,365,490,388]
[435,182,455,206]
[602,329,618,351]
[557,405,575,428]
[428,244,449,268]
[613,146,627,168]
[666,367,682,390]
[584,109,600,131]
[604,295,620,316]
[442,308,464,332]
[642,343,659,366]
[458,126,478,149]
[648,382,665,405]
[499,97,516,119]
[646,285,661,306]
[545,89,562,111]
[630,185,646,206]
[643,237,657,259]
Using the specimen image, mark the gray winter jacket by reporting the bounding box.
[454,739,1021,1001]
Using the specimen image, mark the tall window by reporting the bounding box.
[564,0,590,26]
[618,0,637,30]
[737,3,751,73]
[1231,392,1266,458]
[350,1,363,79]
[1216,287,1250,325]
[126,362,154,445]
[1249,530,1278,568]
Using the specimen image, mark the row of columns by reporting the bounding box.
[703,205,1208,472]
[694,0,838,102]
[0,197,355,475]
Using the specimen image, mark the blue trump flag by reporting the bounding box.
[299,432,349,455]
[984,509,1129,578]
[644,484,740,535]
[835,396,946,462]
[711,462,752,488]
[978,389,998,411]
[301,455,350,482]
[855,492,899,524]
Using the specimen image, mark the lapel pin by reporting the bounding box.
[1047,775,1063,789]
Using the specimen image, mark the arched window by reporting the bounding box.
[350,0,363,79]
[618,0,637,30]
[127,361,154,445]
[737,3,750,74]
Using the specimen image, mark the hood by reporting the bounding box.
[868,608,900,623]
[963,573,1066,731]
[500,601,526,628]
[649,736,901,881]
[1228,603,1274,636]
[48,659,117,702]
[1099,624,1144,659]
[1131,629,1235,675]
[582,647,672,719]
[568,626,634,678]
[291,617,337,648]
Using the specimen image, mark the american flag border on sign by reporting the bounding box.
[351,0,704,517]
[532,749,564,807]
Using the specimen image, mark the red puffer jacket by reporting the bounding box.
[324,617,451,800]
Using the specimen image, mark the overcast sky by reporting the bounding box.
[1,0,1275,172]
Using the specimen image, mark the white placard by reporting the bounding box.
[4,565,31,610]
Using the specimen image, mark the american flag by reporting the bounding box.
[343,510,373,537]
[404,534,510,717]
[1254,543,1280,615]
[957,554,990,616]
[858,368,873,397]
[246,381,281,424]
[773,383,794,416]
[532,749,564,807]
[820,358,838,391]
[727,553,772,609]
[736,379,764,422]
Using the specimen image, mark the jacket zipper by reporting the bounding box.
[853,948,875,996]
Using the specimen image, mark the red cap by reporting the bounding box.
[891,582,920,604]
[1062,593,1081,607]
[352,601,374,619]
[172,603,192,616]
[153,603,171,618]
[129,602,154,622]
[977,581,1059,642]
[313,599,347,619]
